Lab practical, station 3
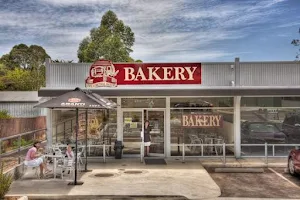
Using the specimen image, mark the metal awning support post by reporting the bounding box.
[68,108,84,185]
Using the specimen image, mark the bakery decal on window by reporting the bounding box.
[182,114,223,128]
[85,59,201,88]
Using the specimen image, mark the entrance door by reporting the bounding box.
[144,110,165,157]
[122,111,143,155]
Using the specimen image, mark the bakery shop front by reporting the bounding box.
[39,58,300,158]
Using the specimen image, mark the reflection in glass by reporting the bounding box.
[171,97,234,108]
[121,98,166,108]
[52,108,117,156]
[241,97,300,107]
[145,110,165,155]
[170,108,234,156]
[123,111,143,154]
[241,107,300,156]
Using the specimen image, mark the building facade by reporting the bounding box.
[39,58,300,158]
[0,91,46,117]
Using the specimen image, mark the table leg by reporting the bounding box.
[53,158,57,179]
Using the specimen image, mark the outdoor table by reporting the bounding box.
[44,154,64,179]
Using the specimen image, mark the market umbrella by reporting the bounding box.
[34,87,116,185]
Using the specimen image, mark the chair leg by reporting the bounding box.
[61,168,64,179]
[35,168,40,179]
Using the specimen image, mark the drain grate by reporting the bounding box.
[124,170,143,174]
[94,173,115,177]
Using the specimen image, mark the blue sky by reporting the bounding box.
[0,0,299,62]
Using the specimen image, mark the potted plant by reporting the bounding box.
[0,163,13,200]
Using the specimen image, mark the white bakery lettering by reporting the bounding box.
[61,102,86,106]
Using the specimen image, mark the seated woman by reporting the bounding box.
[24,141,51,178]
[66,144,74,160]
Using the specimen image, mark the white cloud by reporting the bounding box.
[0,0,290,61]
[278,21,300,28]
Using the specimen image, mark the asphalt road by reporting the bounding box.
[207,167,300,199]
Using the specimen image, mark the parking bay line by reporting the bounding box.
[268,168,300,189]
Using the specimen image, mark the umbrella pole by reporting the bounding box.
[85,109,88,171]
[83,109,92,172]
[68,108,83,185]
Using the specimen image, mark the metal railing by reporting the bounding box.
[50,142,297,165]
[0,128,47,166]
[53,118,76,143]
[171,143,235,164]
[241,143,299,164]
[54,143,113,163]
[170,142,298,164]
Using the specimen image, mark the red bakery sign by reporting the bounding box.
[85,60,201,87]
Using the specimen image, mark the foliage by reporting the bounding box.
[53,59,73,63]
[2,44,50,70]
[12,138,33,148]
[0,163,13,199]
[291,28,300,60]
[0,44,49,91]
[78,10,140,62]
[0,68,43,91]
[0,110,11,119]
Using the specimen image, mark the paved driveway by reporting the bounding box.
[207,167,300,199]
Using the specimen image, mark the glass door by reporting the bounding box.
[145,110,165,156]
[122,111,143,155]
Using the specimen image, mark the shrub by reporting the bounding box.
[0,163,13,199]
[0,110,11,119]
[12,139,32,148]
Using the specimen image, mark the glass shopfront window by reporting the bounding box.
[241,97,300,157]
[122,98,166,108]
[171,97,233,108]
[52,98,117,156]
[170,97,234,156]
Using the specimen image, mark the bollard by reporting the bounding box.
[272,145,275,157]
[265,142,268,165]
[18,135,21,164]
[63,122,66,142]
[223,143,226,165]
[182,143,185,163]
[201,144,204,157]
[55,125,58,143]
[140,143,143,163]
[103,144,106,163]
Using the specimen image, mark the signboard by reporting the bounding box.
[61,98,85,107]
[130,122,137,128]
[124,118,132,124]
[85,60,201,88]
[182,114,223,128]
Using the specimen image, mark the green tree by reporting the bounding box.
[3,68,33,90]
[6,44,50,70]
[291,28,300,60]
[0,44,50,91]
[0,54,17,70]
[77,10,136,62]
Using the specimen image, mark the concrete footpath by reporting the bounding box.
[6,157,289,200]
[7,159,220,200]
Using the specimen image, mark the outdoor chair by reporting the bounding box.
[23,165,40,179]
[188,134,203,154]
[58,158,75,180]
